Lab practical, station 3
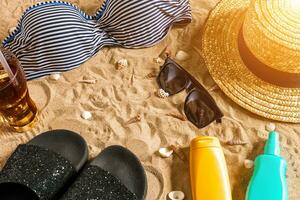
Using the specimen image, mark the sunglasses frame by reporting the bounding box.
[157,57,223,126]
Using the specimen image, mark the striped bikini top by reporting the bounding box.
[2,0,191,80]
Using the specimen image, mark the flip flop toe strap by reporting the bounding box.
[61,165,137,200]
[0,144,76,200]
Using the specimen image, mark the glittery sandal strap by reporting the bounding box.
[61,165,138,200]
[0,144,76,200]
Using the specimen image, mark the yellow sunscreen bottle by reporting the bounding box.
[190,136,232,200]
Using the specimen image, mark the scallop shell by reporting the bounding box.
[265,123,276,132]
[116,59,128,70]
[49,73,61,80]
[168,191,185,200]
[157,88,169,98]
[81,111,92,120]
[158,147,173,158]
[244,159,254,169]
[175,50,189,61]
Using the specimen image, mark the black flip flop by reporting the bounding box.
[0,129,88,200]
[61,145,147,200]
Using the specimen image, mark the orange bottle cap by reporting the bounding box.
[190,136,221,149]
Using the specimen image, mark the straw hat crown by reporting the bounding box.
[202,0,300,122]
[243,0,300,73]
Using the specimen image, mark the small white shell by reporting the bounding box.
[175,50,189,61]
[49,73,61,80]
[9,27,16,34]
[168,191,185,200]
[154,57,164,64]
[244,159,254,169]
[265,123,276,132]
[158,147,173,158]
[81,111,92,120]
[116,59,128,69]
[157,88,169,98]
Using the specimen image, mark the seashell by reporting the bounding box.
[166,113,186,121]
[124,115,141,126]
[244,159,254,169]
[156,88,169,98]
[165,50,171,57]
[153,57,164,64]
[163,49,172,59]
[79,79,97,84]
[226,138,248,146]
[170,145,185,161]
[9,27,16,34]
[159,46,171,59]
[168,191,185,200]
[49,73,61,80]
[175,50,189,61]
[158,147,174,158]
[116,59,128,70]
[81,111,92,120]
[130,69,135,85]
[209,84,220,92]
[265,123,276,132]
[144,71,157,79]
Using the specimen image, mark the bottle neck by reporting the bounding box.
[264,131,280,156]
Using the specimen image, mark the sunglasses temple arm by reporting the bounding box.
[215,109,224,124]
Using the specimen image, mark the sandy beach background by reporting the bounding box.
[1,0,300,199]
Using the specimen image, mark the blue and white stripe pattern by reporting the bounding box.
[2,0,191,80]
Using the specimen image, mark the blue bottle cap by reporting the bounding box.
[264,131,280,156]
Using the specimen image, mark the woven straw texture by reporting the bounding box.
[243,0,300,73]
[202,0,300,122]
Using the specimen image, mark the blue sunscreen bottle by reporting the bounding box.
[246,131,288,200]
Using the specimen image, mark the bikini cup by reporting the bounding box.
[2,0,191,80]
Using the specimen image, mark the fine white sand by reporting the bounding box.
[0,0,300,199]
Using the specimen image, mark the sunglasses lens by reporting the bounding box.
[158,64,188,95]
[184,90,217,128]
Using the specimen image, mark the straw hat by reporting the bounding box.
[202,0,300,122]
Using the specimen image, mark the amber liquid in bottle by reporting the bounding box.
[0,49,37,132]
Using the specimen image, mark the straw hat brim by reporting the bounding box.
[202,0,300,122]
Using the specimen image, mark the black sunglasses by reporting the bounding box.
[157,57,223,128]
